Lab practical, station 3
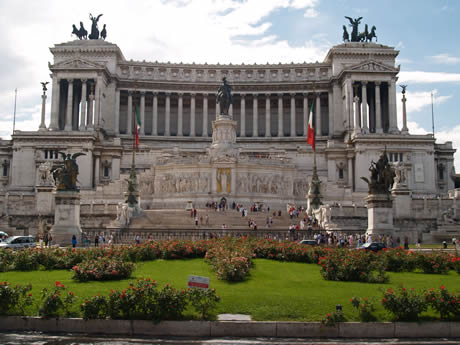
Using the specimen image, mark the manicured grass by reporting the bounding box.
[1,259,459,321]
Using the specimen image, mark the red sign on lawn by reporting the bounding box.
[187,275,210,290]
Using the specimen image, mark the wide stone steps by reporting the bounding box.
[128,208,303,230]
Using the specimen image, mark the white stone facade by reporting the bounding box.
[0,39,456,235]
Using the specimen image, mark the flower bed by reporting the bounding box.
[72,258,135,282]
[318,248,388,283]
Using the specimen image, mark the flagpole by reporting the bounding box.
[12,88,17,134]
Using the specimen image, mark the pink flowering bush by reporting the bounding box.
[425,285,460,319]
[0,281,32,315]
[72,258,135,282]
[39,281,77,319]
[416,251,453,274]
[205,238,253,281]
[318,248,388,283]
[381,285,427,320]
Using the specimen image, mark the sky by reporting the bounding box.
[0,0,459,170]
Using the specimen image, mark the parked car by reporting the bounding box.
[0,236,36,249]
[357,242,386,252]
[298,239,317,246]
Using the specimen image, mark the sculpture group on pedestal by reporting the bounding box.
[361,150,395,195]
[52,152,86,191]
[71,13,107,40]
[343,17,377,42]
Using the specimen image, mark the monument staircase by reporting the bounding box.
[127,208,300,230]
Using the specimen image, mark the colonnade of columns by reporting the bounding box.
[350,79,401,135]
[116,91,328,138]
[49,77,99,131]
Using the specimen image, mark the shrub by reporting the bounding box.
[156,284,188,320]
[188,287,220,319]
[39,281,77,319]
[451,256,460,274]
[350,296,376,321]
[318,249,388,283]
[0,281,32,315]
[72,258,135,282]
[205,238,253,281]
[13,250,40,271]
[425,285,460,320]
[416,252,452,274]
[321,310,345,327]
[378,248,417,272]
[80,294,108,320]
[381,286,427,321]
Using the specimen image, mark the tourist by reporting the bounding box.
[71,235,77,248]
[403,236,409,250]
[39,234,43,248]
[84,235,89,248]
[416,238,421,248]
[442,240,447,249]
[48,233,52,247]
[205,213,209,225]
[94,235,99,247]
[44,233,49,247]
[194,216,199,227]
[135,234,141,244]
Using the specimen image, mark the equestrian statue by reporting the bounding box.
[71,14,106,40]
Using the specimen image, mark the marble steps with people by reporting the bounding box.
[127,208,301,230]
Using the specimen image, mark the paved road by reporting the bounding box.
[0,333,459,345]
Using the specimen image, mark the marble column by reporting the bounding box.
[401,88,408,134]
[315,92,321,136]
[177,93,183,136]
[348,156,353,187]
[152,92,158,136]
[79,80,87,131]
[203,93,208,137]
[49,76,60,130]
[303,93,308,136]
[64,79,73,131]
[87,84,94,130]
[190,93,196,137]
[39,91,47,131]
[361,82,369,133]
[328,89,334,137]
[290,93,296,137]
[265,93,271,137]
[114,88,120,135]
[278,93,283,137]
[94,156,100,186]
[252,94,258,137]
[388,79,399,133]
[240,94,246,137]
[94,77,101,130]
[140,91,145,135]
[127,91,133,135]
[165,92,171,136]
[353,95,361,134]
[375,82,383,133]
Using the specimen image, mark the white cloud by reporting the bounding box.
[429,53,460,65]
[399,71,460,84]
[437,125,460,173]
[304,8,319,17]
[396,89,451,122]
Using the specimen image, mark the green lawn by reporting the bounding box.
[1,259,459,321]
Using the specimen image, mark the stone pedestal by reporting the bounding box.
[366,194,394,237]
[209,115,238,161]
[50,191,82,246]
[392,188,411,218]
[35,186,54,215]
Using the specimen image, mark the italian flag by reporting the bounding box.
[134,104,141,149]
[306,101,315,151]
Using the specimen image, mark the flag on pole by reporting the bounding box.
[134,104,141,149]
[306,101,315,151]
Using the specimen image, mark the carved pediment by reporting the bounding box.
[348,60,399,73]
[50,58,105,70]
